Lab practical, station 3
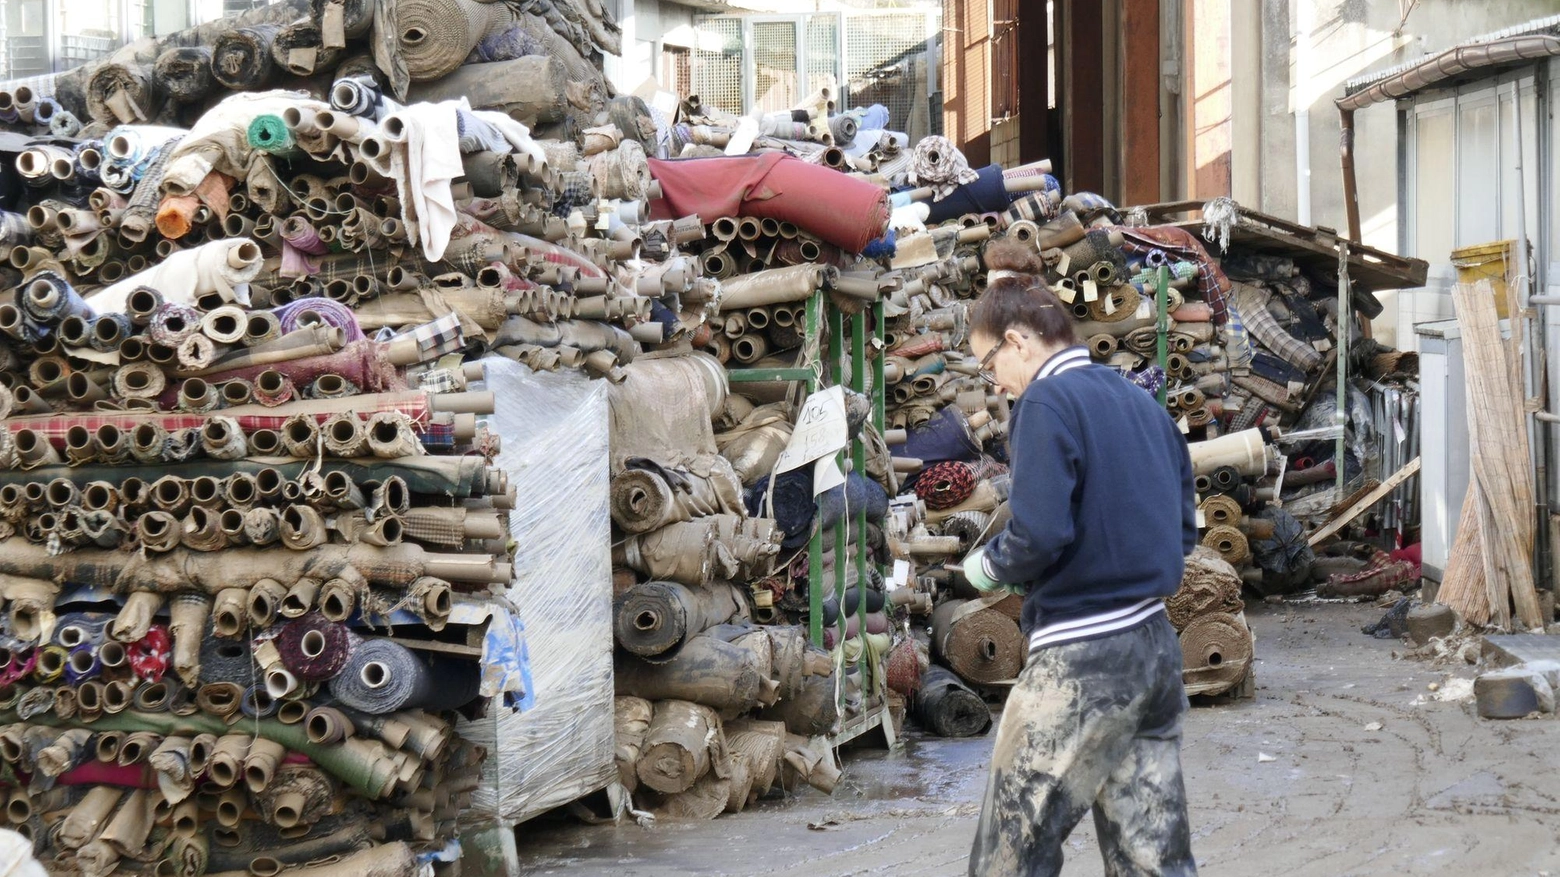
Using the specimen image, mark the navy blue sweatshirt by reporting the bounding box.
[979,346,1197,651]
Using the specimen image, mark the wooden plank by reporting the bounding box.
[1306,456,1421,547]
[1120,0,1160,203]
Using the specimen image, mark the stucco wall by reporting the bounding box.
[1245,0,1556,345]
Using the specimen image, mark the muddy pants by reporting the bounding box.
[968,612,1196,877]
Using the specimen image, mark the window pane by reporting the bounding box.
[1,0,50,78]
[1456,96,1499,247]
[58,0,122,70]
[1415,108,1454,261]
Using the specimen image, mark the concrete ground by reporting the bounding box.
[515,601,1560,876]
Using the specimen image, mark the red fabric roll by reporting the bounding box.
[648,154,889,254]
[128,625,171,682]
[915,461,978,510]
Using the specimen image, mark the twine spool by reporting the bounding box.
[1088,284,1140,323]
[1199,495,1242,528]
[1200,525,1250,566]
[931,600,1024,686]
[1179,611,1252,679]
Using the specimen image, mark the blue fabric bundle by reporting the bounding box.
[924,164,1014,225]
[817,472,889,531]
[889,406,982,465]
[745,470,815,550]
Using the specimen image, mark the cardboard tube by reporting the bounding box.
[1188,428,1268,477]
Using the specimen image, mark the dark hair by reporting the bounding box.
[970,278,1080,346]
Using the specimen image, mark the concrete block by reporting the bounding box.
[1405,602,1457,645]
[1474,667,1555,719]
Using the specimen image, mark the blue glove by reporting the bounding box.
[962,547,1021,595]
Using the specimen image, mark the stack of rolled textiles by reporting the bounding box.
[0,0,613,135]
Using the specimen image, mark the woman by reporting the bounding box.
[962,240,1199,877]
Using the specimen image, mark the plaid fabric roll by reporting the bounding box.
[1232,284,1323,372]
[1115,225,1233,325]
[1324,550,1418,596]
[908,135,980,200]
[411,313,465,359]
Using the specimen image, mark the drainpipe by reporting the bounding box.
[1294,0,1313,226]
[1339,107,1362,241]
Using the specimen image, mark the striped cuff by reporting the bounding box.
[1028,599,1165,651]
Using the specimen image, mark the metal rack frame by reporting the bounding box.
[727,290,895,747]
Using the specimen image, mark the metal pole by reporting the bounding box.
[1337,241,1350,498]
[1155,265,1169,408]
[1510,77,1551,593]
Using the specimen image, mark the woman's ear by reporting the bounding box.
[1005,327,1029,353]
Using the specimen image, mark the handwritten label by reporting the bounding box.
[813,455,846,496]
[774,386,848,475]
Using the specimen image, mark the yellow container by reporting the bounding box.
[1451,240,1514,318]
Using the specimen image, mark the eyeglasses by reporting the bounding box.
[977,338,1007,386]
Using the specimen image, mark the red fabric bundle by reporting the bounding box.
[128,625,171,682]
[648,154,890,254]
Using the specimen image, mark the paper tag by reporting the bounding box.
[812,455,846,496]
[1394,415,1406,446]
[890,559,912,589]
[1056,283,1076,304]
[775,386,848,474]
[1313,338,1333,352]
[321,1,347,48]
[289,47,318,73]
[1195,509,1207,528]
[1177,416,1190,435]
[1056,253,1071,276]
[1102,290,1117,315]
[1082,279,1099,303]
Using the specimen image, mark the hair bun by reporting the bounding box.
[983,238,1047,276]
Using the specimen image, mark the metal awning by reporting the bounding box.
[1344,14,1560,95]
[1337,34,1560,110]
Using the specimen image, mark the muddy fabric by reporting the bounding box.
[969,613,1194,877]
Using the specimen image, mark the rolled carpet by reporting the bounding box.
[154,47,214,104]
[816,472,889,530]
[211,24,282,90]
[744,470,815,550]
[931,599,1025,686]
[1179,612,1253,694]
[614,626,767,718]
[393,0,514,82]
[648,153,889,254]
[914,461,978,511]
[328,637,480,714]
[274,613,353,681]
[86,63,160,125]
[914,665,992,737]
[613,581,746,660]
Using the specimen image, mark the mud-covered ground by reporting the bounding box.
[515,602,1560,876]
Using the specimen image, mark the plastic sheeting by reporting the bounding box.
[459,358,614,827]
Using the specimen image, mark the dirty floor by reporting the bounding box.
[515,602,1560,876]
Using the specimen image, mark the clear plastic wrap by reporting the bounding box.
[459,358,615,826]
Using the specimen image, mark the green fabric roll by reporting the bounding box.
[247,114,299,158]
